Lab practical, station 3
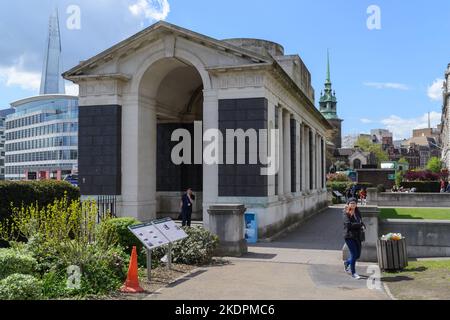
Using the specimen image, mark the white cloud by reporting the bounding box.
[129,0,170,21]
[363,82,410,91]
[65,81,79,96]
[427,78,444,101]
[381,111,442,140]
[0,56,40,92]
[360,118,373,124]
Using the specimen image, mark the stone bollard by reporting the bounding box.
[366,188,378,206]
[208,204,248,257]
[342,205,380,263]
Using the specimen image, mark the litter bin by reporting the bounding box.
[377,238,408,271]
[244,212,258,244]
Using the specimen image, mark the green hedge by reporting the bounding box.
[0,180,80,223]
[0,249,38,280]
[400,181,440,193]
[326,181,353,194]
[0,274,43,300]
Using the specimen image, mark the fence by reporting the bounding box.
[96,195,118,222]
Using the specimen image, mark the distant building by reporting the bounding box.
[443,65,450,168]
[0,108,15,180]
[5,95,78,180]
[4,9,78,181]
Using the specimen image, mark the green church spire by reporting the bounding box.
[319,50,338,120]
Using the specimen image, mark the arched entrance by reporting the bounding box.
[135,57,205,221]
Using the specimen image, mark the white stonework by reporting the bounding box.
[63,22,332,238]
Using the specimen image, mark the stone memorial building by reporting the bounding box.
[63,22,332,238]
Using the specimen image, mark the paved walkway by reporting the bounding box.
[147,208,388,300]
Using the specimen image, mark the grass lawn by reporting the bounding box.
[380,208,450,220]
[383,260,450,300]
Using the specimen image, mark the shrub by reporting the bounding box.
[327,173,351,182]
[96,217,144,265]
[377,184,386,193]
[0,249,37,280]
[0,196,100,245]
[326,181,353,194]
[0,274,43,300]
[47,241,128,296]
[404,170,441,182]
[401,181,440,193]
[170,227,219,265]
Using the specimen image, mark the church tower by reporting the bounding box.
[319,51,343,148]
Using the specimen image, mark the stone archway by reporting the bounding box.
[120,52,216,224]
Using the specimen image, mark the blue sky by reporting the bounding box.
[0,0,449,140]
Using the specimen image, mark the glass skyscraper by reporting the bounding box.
[0,108,15,180]
[4,9,78,181]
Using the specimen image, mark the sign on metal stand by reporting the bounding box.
[128,218,188,282]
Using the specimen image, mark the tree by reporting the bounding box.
[355,137,389,167]
[398,157,409,165]
[426,157,442,173]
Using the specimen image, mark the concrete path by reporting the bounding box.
[147,208,388,300]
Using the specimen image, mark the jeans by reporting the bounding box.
[181,208,192,227]
[345,238,361,275]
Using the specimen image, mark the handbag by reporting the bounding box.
[359,228,366,242]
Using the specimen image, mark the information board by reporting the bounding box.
[153,218,188,243]
[128,218,188,251]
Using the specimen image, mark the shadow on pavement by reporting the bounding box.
[254,208,345,251]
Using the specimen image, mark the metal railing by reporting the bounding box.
[96,195,117,223]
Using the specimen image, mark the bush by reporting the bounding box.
[96,217,143,265]
[0,196,99,245]
[0,249,37,280]
[377,184,386,193]
[327,173,351,182]
[0,181,80,223]
[404,170,441,182]
[401,181,440,193]
[45,241,128,296]
[0,274,43,300]
[170,227,219,265]
[326,181,353,194]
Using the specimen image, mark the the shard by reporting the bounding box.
[40,8,65,95]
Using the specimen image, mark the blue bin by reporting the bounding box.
[244,212,258,244]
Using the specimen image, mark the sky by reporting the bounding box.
[0,0,449,140]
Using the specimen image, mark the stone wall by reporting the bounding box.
[367,188,450,207]
[380,219,450,258]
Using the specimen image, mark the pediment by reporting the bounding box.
[63,21,272,79]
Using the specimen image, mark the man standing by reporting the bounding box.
[180,188,194,227]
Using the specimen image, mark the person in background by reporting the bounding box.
[343,198,366,279]
[440,179,446,193]
[180,188,195,227]
[359,188,367,206]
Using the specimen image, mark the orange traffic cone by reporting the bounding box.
[120,246,144,293]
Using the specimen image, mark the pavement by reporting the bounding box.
[146,208,388,300]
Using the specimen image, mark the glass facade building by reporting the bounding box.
[0,108,15,180]
[5,95,78,180]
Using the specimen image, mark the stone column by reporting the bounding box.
[303,125,310,192]
[277,106,284,199]
[296,119,301,194]
[202,90,219,230]
[283,110,291,197]
[322,136,326,190]
[121,94,157,222]
[311,128,317,191]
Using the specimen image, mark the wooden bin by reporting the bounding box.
[376,238,408,271]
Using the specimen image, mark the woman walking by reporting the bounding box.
[343,198,365,279]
